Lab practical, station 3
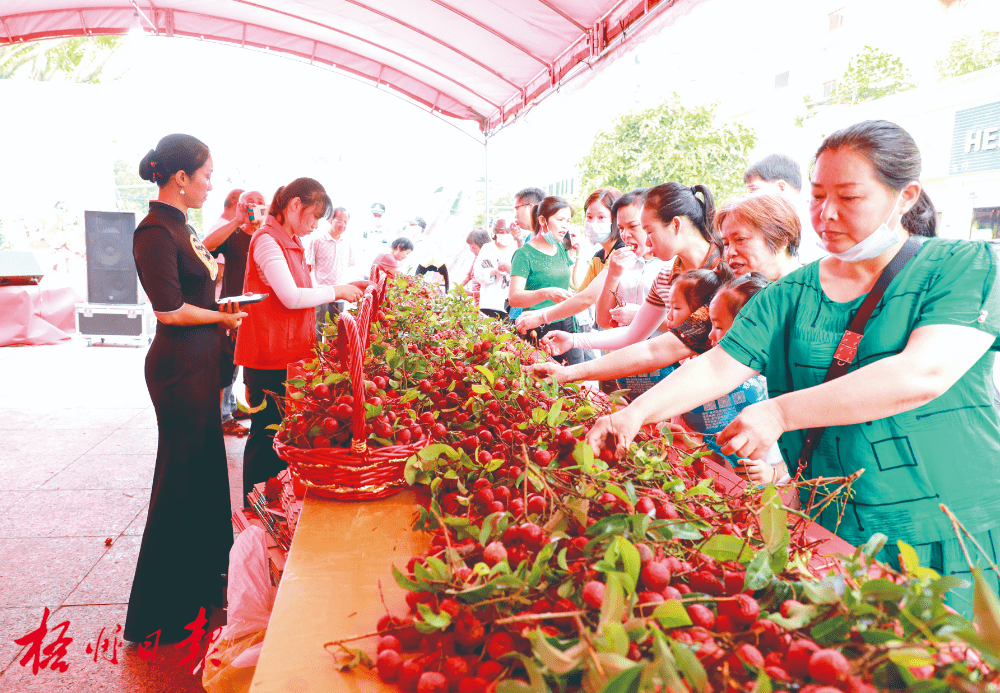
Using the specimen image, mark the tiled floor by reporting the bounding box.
[0,341,247,692]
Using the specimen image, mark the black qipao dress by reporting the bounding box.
[126,200,234,642]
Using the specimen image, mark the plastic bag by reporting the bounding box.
[202,526,277,693]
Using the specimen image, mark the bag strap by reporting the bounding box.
[796,235,927,475]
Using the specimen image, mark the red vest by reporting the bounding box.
[234,218,316,370]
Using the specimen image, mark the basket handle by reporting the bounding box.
[335,311,368,451]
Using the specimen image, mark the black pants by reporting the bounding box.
[480,308,507,320]
[533,317,587,366]
[125,324,233,643]
[242,366,289,501]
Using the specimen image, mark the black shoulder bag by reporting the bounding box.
[796,236,927,476]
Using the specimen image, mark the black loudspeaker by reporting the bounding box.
[85,211,138,304]
[0,250,45,286]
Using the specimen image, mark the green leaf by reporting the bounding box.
[600,573,626,627]
[425,555,450,581]
[930,574,969,597]
[769,545,789,575]
[474,365,495,385]
[416,602,452,630]
[418,443,460,461]
[744,550,774,591]
[614,536,641,586]
[803,581,841,604]
[861,578,908,602]
[604,484,631,508]
[573,441,595,473]
[653,600,692,628]
[392,564,422,592]
[531,407,547,425]
[759,486,790,554]
[660,522,703,541]
[530,629,586,675]
[598,662,643,693]
[471,384,489,394]
[887,647,935,668]
[751,672,772,693]
[557,547,569,571]
[858,629,899,644]
[811,614,851,644]
[861,533,888,561]
[587,514,630,539]
[333,646,374,671]
[528,542,556,589]
[670,640,707,693]
[767,602,818,630]
[701,535,748,563]
[547,399,564,428]
[973,568,1000,656]
[600,622,630,657]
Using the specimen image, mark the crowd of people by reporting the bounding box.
[127,117,1000,642]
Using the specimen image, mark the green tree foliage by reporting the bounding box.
[577,96,756,204]
[937,31,1000,80]
[0,36,123,82]
[830,46,915,105]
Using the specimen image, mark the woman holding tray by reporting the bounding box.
[235,178,363,501]
[127,134,244,642]
[586,121,1000,615]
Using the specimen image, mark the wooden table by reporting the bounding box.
[250,489,430,693]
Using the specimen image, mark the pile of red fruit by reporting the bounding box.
[306,277,998,693]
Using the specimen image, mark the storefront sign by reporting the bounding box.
[951,100,1000,174]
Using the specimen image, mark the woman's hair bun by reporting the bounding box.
[138,148,159,183]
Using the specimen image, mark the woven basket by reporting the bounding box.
[275,282,420,500]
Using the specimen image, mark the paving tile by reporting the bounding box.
[0,456,78,491]
[0,428,115,460]
[0,489,150,539]
[0,491,28,515]
[85,429,159,456]
[41,455,156,491]
[63,536,141,607]
[0,538,109,608]
[0,607,50,674]
[0,409,56,430]
[28,409,146,431]
[120,408,157,430]
[122,504,149,537]
[0,604,209,692]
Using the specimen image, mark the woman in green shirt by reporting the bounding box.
[586,120,1000,615]
[509,196,588,365]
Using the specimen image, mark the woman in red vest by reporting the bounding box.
[235,178,363,500]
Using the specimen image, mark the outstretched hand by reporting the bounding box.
[717,401,786,461]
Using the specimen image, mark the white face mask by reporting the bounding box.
[584,220,613,244]
[494,233,513,248]
[821,194,904,263]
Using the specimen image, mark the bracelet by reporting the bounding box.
[542,310,550,325]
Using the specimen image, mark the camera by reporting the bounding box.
[248,204,268,223]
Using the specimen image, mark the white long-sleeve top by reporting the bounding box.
[253,233,339,310]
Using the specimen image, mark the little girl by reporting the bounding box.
[680,272,789,484]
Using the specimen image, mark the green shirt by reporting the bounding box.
[510,242,573,311]
[720,238,1000,547]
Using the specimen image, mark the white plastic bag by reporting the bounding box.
[202,526,277,693]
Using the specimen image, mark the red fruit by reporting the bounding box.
[520,523,545,550]
[531,449,552,465]
[764,652,784,668]
[640,561,671,592]
[377,613,400,632]
[635,497,656,514]
[599,448,617,463]
[311,435,331,448]
[487,501,505,514]
[751,618,784,651]
[656,502,681,520]
[478,451,493,465]
[808,649,851,685]
[432,423,448,439]
[845,675,879,693]
[526,496,546,514]
[555,427,575,446]
[509,498,525,516]
[313,383,330,399]
[717,593,760,626]
[438,599,461,618]
[582,581,605,609]
[729,644,765,672]
[418,380,434,393]
[478,430,494,445]
[320,417,338,435]
[635,543,654,565]
[396,428,413,444]
[507,546,527,568]
[714,614,734,632]
[419,412,436,426]
[780,599,805,619]
[459,677,489,693]
[723,570,747,596]
[400,659,425,691]
[454,614,486,646]
[486,632,515,660]
[638,591,665,604]
[661,585,683,601]
[483,542,507,567]
[688,570,724,595]
[443,656,470,689]
[477,661,502,680]
[493,486,511,504]
[687,604,716,630]
[418,671,449,693]
[377,635,402,653]
[377,649,403,681]
[474,488,495,507]
[765,666,791,682]
[786,639,821,679]
[336,403,353,420]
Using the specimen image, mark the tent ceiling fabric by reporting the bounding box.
[0,0,674,134]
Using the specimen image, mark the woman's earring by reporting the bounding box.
[180,189,185,196]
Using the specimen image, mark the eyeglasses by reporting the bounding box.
[515,203,532,210]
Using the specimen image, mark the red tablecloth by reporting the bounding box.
[0,279,84,346]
